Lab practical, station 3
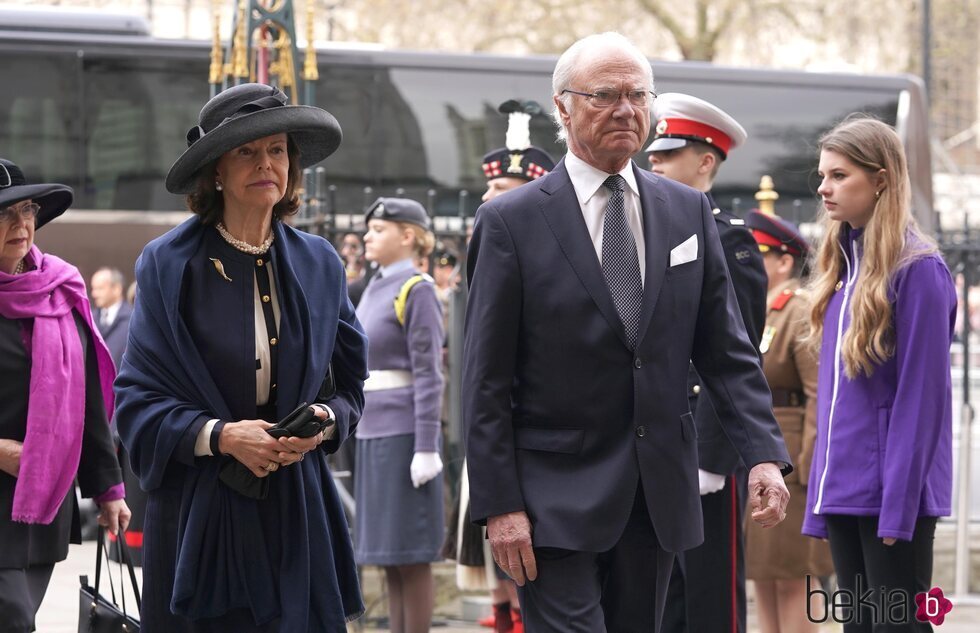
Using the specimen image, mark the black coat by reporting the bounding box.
[94,301,133,371]
[463,160,790,554]
[0,312,121,567]
[687,197,769,475]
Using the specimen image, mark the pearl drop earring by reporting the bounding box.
[215,181,223,191]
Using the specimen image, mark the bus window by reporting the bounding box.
[80,54,209,211]
[0,52,80,192]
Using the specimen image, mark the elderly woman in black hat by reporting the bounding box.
[355,197,445,633]
[114,84,368,632]
[0,159,130,632]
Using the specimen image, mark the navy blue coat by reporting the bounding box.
[115,217,368,631]
[462,159,790,554]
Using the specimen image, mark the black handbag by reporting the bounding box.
[219,365,339,500]
[78,528,141,633]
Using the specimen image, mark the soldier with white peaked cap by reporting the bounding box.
[649,93,766,633]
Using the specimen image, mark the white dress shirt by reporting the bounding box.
[100,300,122,329]
[564,150,646,286]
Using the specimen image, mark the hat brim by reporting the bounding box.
[645,137,690,153]
[165,106,343,194]
[0,183,73,229]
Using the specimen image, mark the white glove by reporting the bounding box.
[410,451,443,489]
[698,469,727,495]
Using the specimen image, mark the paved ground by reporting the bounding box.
[36,541,980,632]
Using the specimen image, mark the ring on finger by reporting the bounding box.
[265,461,277,472]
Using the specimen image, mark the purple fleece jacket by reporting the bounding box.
[354,260,444,452]
[803,227,956,541]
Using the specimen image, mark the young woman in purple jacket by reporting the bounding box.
[802,117,956,631]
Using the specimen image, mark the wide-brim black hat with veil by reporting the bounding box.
[0,158,73,229]
[165,83,343,195]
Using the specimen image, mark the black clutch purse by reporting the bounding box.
[78,528,141,633]
[219,397,336,499]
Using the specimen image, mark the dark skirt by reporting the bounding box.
[354,434,445,566]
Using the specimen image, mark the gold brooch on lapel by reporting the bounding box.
[209,258,232,282]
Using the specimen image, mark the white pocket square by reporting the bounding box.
[670,234,698,267]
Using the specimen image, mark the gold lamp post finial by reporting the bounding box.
[303,0,319,82]
[755,175,779,215]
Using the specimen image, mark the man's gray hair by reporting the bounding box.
[551,32,654,143]
[95,267,125,289]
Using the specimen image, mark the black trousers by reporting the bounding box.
[0,565,55,633]
[824,515,937,632]
[661,467,748,633]
[516,484,674,633]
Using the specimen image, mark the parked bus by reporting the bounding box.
[0,7,934,279]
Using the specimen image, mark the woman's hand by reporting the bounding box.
[218,419,283,477]
[97,499,132,534]
[0,439,23,477]
[882,537,897,546]
[275,407,331,465]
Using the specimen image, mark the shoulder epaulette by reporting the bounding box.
[394,273,434,326]
[770,288,794,311]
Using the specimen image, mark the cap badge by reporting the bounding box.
[507,153,524,174]
[656,119,668,135]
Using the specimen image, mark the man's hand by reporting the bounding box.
[748,462,790,528]
[487,510,537,586]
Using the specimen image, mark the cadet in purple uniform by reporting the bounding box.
[355,198,445,633]
[803,117,955,632]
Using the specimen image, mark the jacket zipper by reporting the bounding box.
[814,239,859,514]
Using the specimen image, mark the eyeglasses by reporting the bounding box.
[1,202,41,224]
[561,89,657,107]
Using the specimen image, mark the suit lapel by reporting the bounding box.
[634,165,669,348]
[538,161,631,349]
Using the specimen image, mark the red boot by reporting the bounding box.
[492,602,514,633]
[511,608,523,633]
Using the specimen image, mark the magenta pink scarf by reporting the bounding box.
[0,245,115,524]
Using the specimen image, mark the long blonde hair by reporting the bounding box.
[807,117,936,378]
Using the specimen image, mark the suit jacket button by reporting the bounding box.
[635,426,646,437]
[692,384,701,395]
[633,358,642,369]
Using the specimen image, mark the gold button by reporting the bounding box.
[256,258,264,266]
[270,338,278,346]
[262,295,270,303]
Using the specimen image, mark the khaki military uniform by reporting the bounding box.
[745,278,834,580]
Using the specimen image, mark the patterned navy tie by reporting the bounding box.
[601,174,643,348]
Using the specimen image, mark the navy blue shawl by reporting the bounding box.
[115,217,367,629]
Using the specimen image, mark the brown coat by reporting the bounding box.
[745,278,835,580]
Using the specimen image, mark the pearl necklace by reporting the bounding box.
[13,260,25,275]
[216,222,274,255]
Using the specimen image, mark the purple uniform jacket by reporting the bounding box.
[355,263,445,452]
[803,227,956,541]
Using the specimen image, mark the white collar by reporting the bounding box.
[564,150,640,206]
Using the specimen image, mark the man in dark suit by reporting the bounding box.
[647,93,768,633]
[463,33,791,632]
[90,267,132,369]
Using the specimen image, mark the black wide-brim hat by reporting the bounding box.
[165,83,343,195]
[0,158,73,230]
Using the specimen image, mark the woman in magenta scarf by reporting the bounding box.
[0,158,130,633]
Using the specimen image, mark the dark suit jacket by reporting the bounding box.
[94,301,133,370]
[463,159,790,554]
[689,199,769,475]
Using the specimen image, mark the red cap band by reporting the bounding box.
[656,118,732,155]
[752,229,802,256]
